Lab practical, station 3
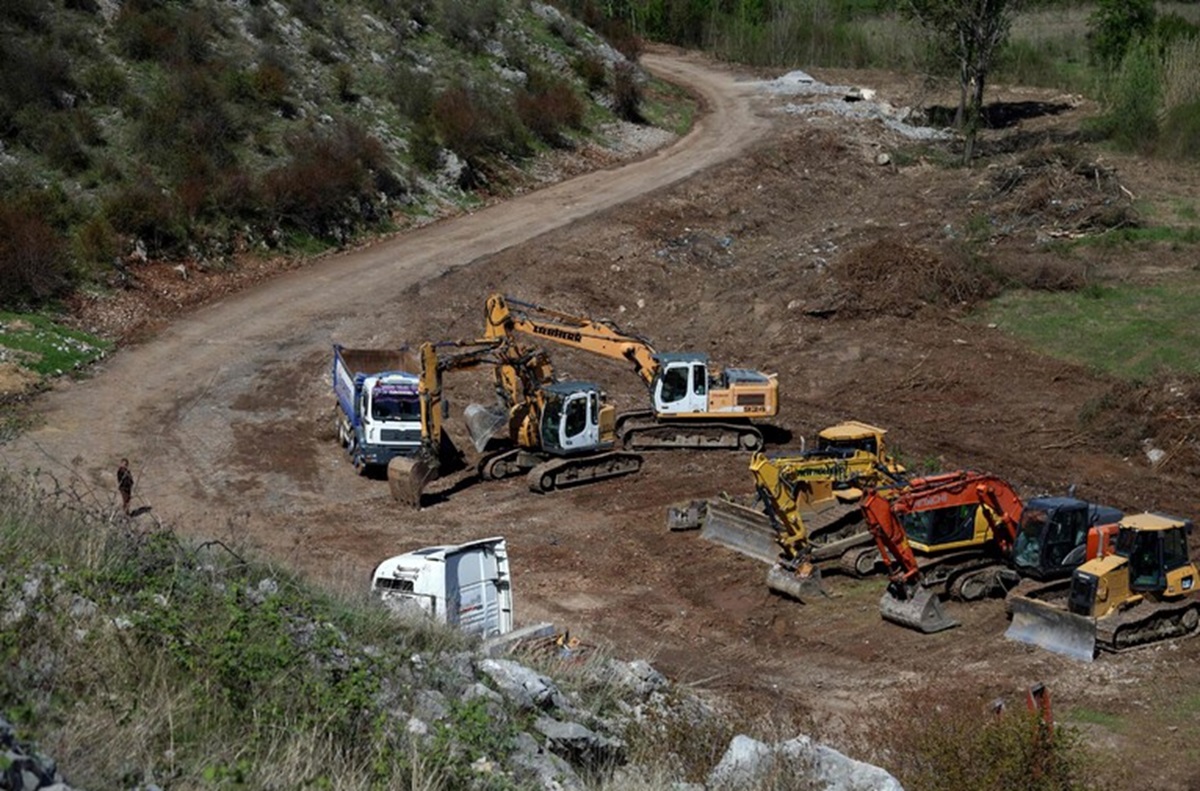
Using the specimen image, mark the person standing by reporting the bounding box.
[116,458,134,515]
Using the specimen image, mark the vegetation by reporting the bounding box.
[0,313,110,377]
[0,0,657,312]
[976,277,1200,380]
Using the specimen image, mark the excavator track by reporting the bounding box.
[616,411,762,451]
[526,451,642,493]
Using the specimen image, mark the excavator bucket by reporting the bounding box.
[1005,597,1097,662]
[464,403,507,453]
[879,586,959,634]
[766,564,828,603]
[699,499,780,565]
[388,456,437,509]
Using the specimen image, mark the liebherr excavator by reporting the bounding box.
[483,293,778,450]
[862,472,1123,634]
[386,339,642,507]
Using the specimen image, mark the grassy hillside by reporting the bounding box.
[0,0,649,309]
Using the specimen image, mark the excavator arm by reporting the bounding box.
[862,471,1025,633]
[484,293,660,387]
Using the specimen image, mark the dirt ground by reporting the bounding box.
[6,48,1200,788]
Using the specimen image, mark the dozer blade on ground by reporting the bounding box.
[766,564,828,603]
[388,456,437,508]
[879,585,959,634]
[699,499,779,565]
[1005,596,1097,662]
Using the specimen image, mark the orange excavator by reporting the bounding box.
[861,470,1027,633]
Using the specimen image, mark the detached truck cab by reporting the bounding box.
[371,537,513,638]
[333,345,422,473]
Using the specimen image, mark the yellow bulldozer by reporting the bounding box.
[1005,512,1200,661]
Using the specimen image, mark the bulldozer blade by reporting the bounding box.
[388,456,435,509]
[766,564,829,603]
[699,499,779,565]
[1005,597,1097,662]
[879,586,960,634]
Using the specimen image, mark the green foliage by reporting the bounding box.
[103,171,188,253]
[0,201,71,306]
[1088,0,1156,68]
[1160,99,1200,159]
[886,707,1089,791]
[1097,38,1163,150]
[612,62,643,122]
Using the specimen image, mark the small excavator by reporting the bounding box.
[862,472,1123,634]
[386,338,642,507]
[483,293,778,450]
[1006,512,1200,661]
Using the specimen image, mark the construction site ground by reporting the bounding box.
[7,47,1200,788]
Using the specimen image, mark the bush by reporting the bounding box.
[103,172,187,253]
[137,67,242,179]
[0,201,70,306]
[612,62,643,123]
[1159,99,1200,160]
[439,0,502,51]
[573,54,608,92]
[431,83,530,168]
[0,38,74,136]
[1098,38,1163,150]
[517,72,585,146]
[259,119,391,239]
[114,5,215,65]
[1088,0,1156,69]
[389,64,435,121]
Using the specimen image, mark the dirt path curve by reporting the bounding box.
[1,51,771,521]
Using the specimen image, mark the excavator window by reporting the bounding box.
[660,366,688,404]
[691,363,707,397]
[901,504,977,546]
[564,396,588,439]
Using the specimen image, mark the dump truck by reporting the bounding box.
[333,344,423,473]
[371,536,513,638]
[1006,512,1200,661]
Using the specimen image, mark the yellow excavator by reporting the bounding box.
[670,421,905,599]
[386,338,642,507]
[1006,512,1200,661]
[483,293,778,450]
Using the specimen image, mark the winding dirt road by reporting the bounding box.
[1,51,770,518]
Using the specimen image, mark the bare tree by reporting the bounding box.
[906,0,1020,163]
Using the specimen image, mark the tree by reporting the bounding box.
[1088,0,1156,70]
[905,0,1020,164]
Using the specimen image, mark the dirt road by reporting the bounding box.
[0,50,768,519]
[6,49,1200,788]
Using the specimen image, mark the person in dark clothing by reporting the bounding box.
[117,458,134,515]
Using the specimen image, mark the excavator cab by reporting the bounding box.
[1011,498,1123,580]
[539,383,615,455]
[653,354,710,416]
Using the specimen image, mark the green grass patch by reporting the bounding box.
[976,278,1200,379]
[1064,707,1125,731]
[639,78,698,137]
[1069,225,1200,248]
[0,313,112,377]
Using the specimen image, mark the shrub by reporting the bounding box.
[1088,0,1155,69]
[1098,38,1163,150]
[0,201,70,306]
[439,0,503,50]
[612,62,643,123]
[517,72,585,145]
[1159,99,1200,160]
[431,83,530,168]
[137,67,242,178]
[573,54,608,92]
[0,38,74,136]
[72,214,120,272]
[389,64,435,121]
[114,5,216,65]
[103,172,187,253]
[259,119,391,238]
[78,61,129,106]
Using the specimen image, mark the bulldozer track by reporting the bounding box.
[617,413,762,451]
[1098,600,1200,654]
[527,451,642,493]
